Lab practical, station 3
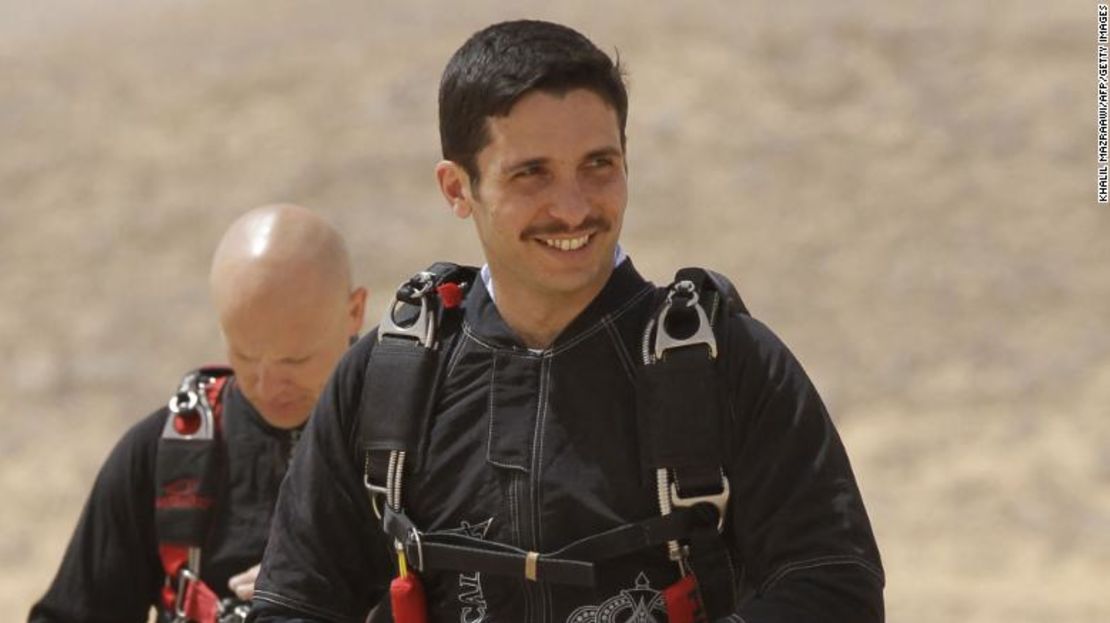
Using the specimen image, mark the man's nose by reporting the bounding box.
[256,364,290,397]
[547,179,591,228]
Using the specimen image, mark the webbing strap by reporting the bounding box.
[156,368,230,622]
[157,544,220,623]
[687,528,737,620]
[637,347,724,478]
[380,504,720,588]
[552,503,721,561]
[159,544,189,612]
[361,264,476,499]
[155,371,229,545]
[360,337,438,455]
[638,268,750,619]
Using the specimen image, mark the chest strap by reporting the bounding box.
[379,501,722,587]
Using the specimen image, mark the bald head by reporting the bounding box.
[210,204,366,429]
[210,203,352,310]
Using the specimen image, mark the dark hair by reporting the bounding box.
[439,20,628,185]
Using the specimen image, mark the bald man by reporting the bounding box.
[29,205,366,623]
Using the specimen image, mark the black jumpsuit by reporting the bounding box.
[251,259,885,622]
[30,380,300,623]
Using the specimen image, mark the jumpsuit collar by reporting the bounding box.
[463,255,652,352]
[222,379,305,439]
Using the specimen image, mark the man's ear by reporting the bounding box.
[347,286,368,336]
[435,160,473,219]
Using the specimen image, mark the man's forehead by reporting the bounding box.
[222,302,337,357]
[479,89,622,165]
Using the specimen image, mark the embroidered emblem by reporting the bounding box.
[447,519,493,623]
[566,572,667,623]
[155,477,213,509]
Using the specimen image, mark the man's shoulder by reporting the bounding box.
[341,329,380,379]
[720,312,779,349]
[718,310,801,368]
[114,403,169,456]
[717,312,828,408]
[103,365,232,476]
[80,404,169,508]
[317,331,380,427]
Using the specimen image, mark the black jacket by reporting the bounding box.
[30,380,300,623]
[251,259,884,622]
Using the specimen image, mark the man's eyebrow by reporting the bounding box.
[502,156,550,174]
[502,147,623,174]
[583,146,623,161]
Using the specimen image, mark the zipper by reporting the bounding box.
[525,353,553,623]
[287,428,301,464]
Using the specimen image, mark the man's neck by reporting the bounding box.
[492,277,608,350]
[482,248,624,349]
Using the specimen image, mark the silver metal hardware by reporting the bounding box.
[162,377,216,441]
[378,272,437,348]
[669,473,731,532]
[652,280,718,360]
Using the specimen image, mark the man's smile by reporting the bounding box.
[536,233,592,251]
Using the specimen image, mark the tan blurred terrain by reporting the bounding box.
[1,1,1105,621]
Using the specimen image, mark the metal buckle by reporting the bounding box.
[654,280,717,360]
[379,272,436,348]
[217,599,252,623]
[364,473,389,520]
[402,271,437,300]
[168,390,198,414]
[669,474,730,531]
[406,527,425,572]
[163,378,215,441]
[173,567,198,619]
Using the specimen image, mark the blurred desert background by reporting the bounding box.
[1,1,1104,621]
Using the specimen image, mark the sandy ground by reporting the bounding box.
[1,1,1106,621]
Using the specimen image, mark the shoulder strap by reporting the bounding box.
[639,267,746,492]
[155,366,232,622]
[673,267,748,321]
[359,263,477,515]
[637,267,749,620]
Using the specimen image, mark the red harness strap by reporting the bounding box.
[158,371,229,622]
[158,542,221,622]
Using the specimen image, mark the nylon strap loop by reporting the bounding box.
[525,552,539,582]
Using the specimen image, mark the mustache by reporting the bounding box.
[520,216,611,240]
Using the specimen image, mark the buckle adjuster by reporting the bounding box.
[173,567,198,619]
[398,528,424,573]
[669,474,730,531]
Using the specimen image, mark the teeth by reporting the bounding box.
[541,235,590,251]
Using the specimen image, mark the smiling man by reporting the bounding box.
[437,87,626,349]
[252,21,884,623]
[30,204,366,623]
